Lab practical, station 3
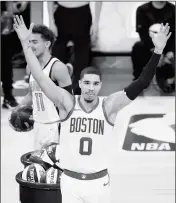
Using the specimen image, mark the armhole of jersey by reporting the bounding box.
[58,96,76,122]
[102,98,114,127]
[49,59,59,85]
[29,72,32,81]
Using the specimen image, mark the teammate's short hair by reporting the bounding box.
[32,25,56,49]
[80,67,102,81]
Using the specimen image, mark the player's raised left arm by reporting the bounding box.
[13,15,74,112]
[104,23,171,125]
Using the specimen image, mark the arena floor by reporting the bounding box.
[1,56,175,203]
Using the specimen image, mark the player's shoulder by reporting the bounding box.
[51,57,68,72]
[166,2,175,10]
[104,90,131,107]
[99,96,106,105]
[137,2,150,12]
[51,58,68,78]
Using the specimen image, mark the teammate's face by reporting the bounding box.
[79,74,102,102]
[29,33,50,57]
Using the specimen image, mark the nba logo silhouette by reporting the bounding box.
[123,113,175,151]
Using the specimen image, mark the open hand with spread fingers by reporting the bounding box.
[151,23,172,52]
[13,15,34,42]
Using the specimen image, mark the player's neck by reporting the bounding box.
[79,95,98,112]
[38,52,52,67]
[152,2,166,9]
[58,1,89,8]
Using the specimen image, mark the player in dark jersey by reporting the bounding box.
[14,15,171,203]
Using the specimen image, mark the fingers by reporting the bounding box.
[165,25,170,36]
[160,23,164,32]
[166,32,172,40]
[13,24,17,31]
[13,15,24,28]
[20,15,25,25]
[163,23,170,35]
[160,23,171,40]
[13,16,19,28]
[29,22,35,32]
[161,23,170,35]
[15,15,21,25]
[162,23,171,39]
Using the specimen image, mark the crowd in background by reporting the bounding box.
[1,1,30,108]
[1,1,175,109]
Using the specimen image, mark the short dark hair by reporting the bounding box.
[32,25,56,49]
[80,67,102,81]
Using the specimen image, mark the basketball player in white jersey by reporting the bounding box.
[14,15,171,203]
[14,24,73,149]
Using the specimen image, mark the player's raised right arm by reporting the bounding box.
[104,23,171,125]
[13,15,74,112]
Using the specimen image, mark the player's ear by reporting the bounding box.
[45,41,51,49]
[99,81,102,87]
[79,79,81,88]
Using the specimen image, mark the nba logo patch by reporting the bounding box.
[122,113,175,151]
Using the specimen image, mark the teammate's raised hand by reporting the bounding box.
[151,23,171,51]
[13,15,34,42]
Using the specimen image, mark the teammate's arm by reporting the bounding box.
[104,23,171,125]
[51,61,73,95]
[13,15,74,113]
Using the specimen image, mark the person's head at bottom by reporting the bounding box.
[79,67,102,103]
[29,25,55,58]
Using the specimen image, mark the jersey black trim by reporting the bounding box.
[28,72,32,82]
[28,57,53,82]
[42,56,53,70]
[49,58,59,83]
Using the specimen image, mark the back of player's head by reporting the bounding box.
[80,67,102,81]
[32,25,56,49]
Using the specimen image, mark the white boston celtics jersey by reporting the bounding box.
[60,96,114,173]
[29,57,60,123]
